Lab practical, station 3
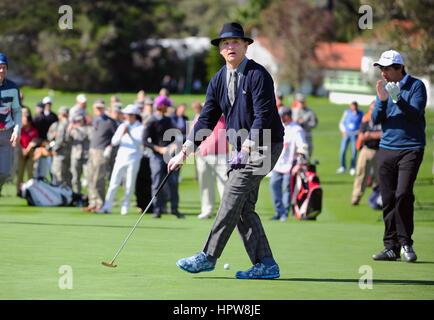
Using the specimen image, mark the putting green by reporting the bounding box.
[0,93,432,299]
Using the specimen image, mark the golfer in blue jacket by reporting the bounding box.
[371,50,427,263]
[168,22,284,279]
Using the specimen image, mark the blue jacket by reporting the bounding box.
[371,74,426,150]
[188,59,284,150]
[340,109,364,135]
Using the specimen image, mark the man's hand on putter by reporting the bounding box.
[168,150,186,172]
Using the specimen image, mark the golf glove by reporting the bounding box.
[168,151,186,172]
[385,81,400,103]
[229,150,249,169]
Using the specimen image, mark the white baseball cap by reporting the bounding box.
[42,96,52,104]
[373,50,404,67]
[122,104,141,115]
[76,93,87,103]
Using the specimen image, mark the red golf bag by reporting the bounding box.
[290,159,323,220]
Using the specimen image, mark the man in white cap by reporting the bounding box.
[98,105,144,215]
[69,93,88,123]
[371,50,427,263]
[33,96,58,141]
[31,96,58,180]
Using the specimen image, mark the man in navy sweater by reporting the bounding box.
[371,50,427,263]
[168,22,284,279]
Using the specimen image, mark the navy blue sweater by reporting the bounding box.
[372,75,426,150]
[187,59,284,150]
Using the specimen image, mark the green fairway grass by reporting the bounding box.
[0,91,433,299]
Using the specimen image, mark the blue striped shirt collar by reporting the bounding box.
[400,73,410,88]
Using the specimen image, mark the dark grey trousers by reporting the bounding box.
[203,142,283,264]
[0,129,14,186]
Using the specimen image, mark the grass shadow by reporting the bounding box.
[0,220,189,230]
[195,276,434,286]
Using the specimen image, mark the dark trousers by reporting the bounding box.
[377,148,424,250]
[135,156,153,212]
[149,153,180,214]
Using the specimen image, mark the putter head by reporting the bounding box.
[101,261,117,268]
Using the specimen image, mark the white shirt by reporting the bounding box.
[273,122,307,174]
[111,120,144,162]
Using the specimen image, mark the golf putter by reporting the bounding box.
[101,170,173,268]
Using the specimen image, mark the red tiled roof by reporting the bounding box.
[315,42,364,70]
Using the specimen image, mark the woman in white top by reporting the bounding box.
[99,105,144,215]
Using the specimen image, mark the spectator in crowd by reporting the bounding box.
[137,90,146,103]
[68,114,91,197]
[16,107,38,195]
[142,97,154,123]
[0,52,21,197]
[351,101,382,205]
[159,88,170,97]
[371,50,427,262]
[135,97,154,213]
[110,95,120,109]
[270,107,308,222]
[33,96,58,141]
[99,105,144,215]
[337,101,364,176]
[32,97,58,180]
[171,104,189,143]
[195,113,228,219]
[143,95,184,219]
[83,99,117,212]
[69,94,91,124]
[106,102,123,180]
[47,106,72,187]
[109,102,123,126]
[291,93,318,157]
[166,105,175,117]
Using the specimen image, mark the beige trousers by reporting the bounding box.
[352,146,378,202]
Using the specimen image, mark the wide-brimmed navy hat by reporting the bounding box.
[211,22,254,46]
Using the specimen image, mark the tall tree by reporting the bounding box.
[0,0,189,91]
[260,0,334,91]
[363,0,434,81]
